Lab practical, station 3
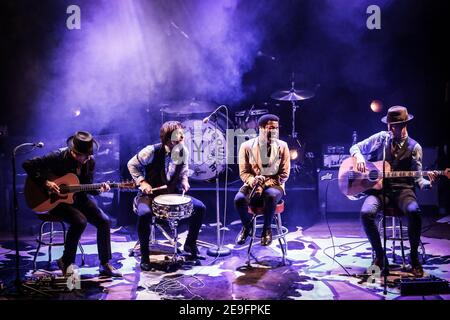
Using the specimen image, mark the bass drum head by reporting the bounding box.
[182,118,230,181]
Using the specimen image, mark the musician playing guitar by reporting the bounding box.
[22,131,122,278]
[127,121,206,271]
[349,106,439,277]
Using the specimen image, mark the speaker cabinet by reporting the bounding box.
[318,169,364,215]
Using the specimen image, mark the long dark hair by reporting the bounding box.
[159,121,183,146]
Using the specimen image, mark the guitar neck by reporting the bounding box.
[385,170,444,178]
[60,183,122,193]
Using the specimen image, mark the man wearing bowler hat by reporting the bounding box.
[350,106,438,277]
[23,131,122,278]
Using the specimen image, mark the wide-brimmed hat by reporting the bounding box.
[66,131,99,155]
[381,105,414,124]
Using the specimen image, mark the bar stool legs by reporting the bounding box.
[246,213,288,267]
[378,216,426,269]
[33,220,85,272]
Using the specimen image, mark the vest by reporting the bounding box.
[370,137,418,190]
[143,143,183,195]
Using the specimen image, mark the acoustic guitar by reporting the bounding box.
[338,157,450,199]
[24,173,135,213]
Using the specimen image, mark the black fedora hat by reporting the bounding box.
[66,131,99,155]
[381,105,414,124]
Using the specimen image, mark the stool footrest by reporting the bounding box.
[253,223,289,239]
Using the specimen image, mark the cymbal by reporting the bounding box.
[160,99,216,114]
[271,89,315,101]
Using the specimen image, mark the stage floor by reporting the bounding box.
[1,214,450,300]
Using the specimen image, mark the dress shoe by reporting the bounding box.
[57,258,76,277]
[140,262,152,272]
[261,228,272,246]
[235,225,252,245]
[99,263,122,277]
[410,259,424,278]
[184,242,206,260]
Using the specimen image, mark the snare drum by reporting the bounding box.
[151,194,193,220]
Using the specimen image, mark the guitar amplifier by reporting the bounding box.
[317,169,364,215]
[323,154,350,169]
[322,144,350,168]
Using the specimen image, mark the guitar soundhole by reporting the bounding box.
[49,193,68,204]
[368,170,378,182]
[59,184,69,194]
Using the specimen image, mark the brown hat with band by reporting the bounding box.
[66,131,99,155]
[381,105,414,124]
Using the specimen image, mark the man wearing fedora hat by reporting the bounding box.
[23,131,122,278]
[349,106,438,277]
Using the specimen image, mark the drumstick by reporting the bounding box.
[181,190,186,198]
[150,185,167,192]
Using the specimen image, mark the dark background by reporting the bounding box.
[1,0,449,232]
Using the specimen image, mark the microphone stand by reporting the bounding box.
[12,143,43,293]
[206,111,231,257]
[382,135,389,295]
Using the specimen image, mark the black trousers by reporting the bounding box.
[234,186,283,229]
[360,188,422,261]
[134,194,205,263]
[51,196,112,265]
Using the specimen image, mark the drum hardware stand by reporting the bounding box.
[129,217,182,257]
[205,107,231,257]
[271,73,316,176]
[290,100,299,140]
[166,219,185,265]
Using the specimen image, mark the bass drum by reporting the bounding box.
[182,118,231,181]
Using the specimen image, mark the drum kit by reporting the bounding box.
[158,80,315,181]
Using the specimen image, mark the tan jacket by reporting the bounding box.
[238,137,291,194]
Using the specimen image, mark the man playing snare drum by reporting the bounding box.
[127,121,206,271]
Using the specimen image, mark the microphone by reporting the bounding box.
[249,184,258,199]
[202,105,226,124]
[12,141,44,155]
[249,176,265,199]
[382,131,392,143]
